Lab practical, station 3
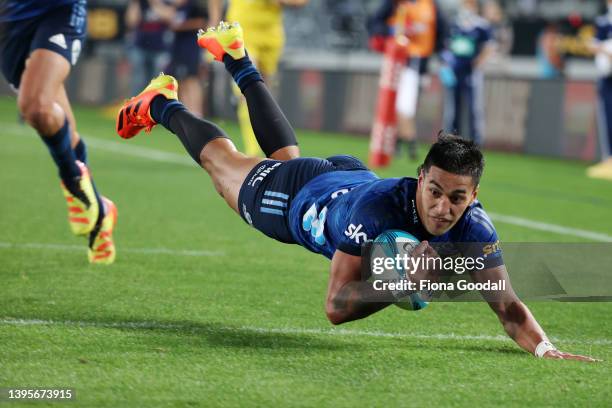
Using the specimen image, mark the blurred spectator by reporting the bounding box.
[588,0,612,180]
[208,0,309,156]
[165,0,207,117]
[125,0,173,96]
[440,0,494,146]
[536,21,565,79]
[367,0,447,160]
[482,0,512,58]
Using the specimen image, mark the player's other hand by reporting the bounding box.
[543,349,602,362]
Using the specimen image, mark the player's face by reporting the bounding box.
[417,166,478,236]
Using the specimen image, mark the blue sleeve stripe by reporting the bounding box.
[470,213,495,236]
[261,199,287,208]
[264,190,289,200]
[472,207,494,224]
[260,207,285,216]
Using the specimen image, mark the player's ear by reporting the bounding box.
[417,165,425,184]
[470,184,479,204]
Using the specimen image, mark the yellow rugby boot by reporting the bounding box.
[197,21,246,61]
[61,160,99,236]
[88,196,118,265]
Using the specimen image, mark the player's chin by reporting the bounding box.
[425,217,454,236]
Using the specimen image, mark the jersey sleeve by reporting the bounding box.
[458,206,504,270]
[595,17,608,42]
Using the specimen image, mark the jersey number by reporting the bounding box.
[302,203,328,245]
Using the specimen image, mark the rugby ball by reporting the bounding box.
[369,230,429,311]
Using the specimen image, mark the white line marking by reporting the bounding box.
[5,123,193,166]
[0,242,223,257]
[489,213,612,242]
[6,123,612,241]
[0,318,609,346]
[86,137,194,167]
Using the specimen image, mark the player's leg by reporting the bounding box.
[55,83,116,263]
[588,78,612,180]
[467,70,484,146]
[117,74,262,213]
[444,75,462,135]
[235,37,263,157]
[17,49,104,235]
[198,22,300,161]
[395,63,420,160]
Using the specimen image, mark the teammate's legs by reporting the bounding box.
[55,83,106,210]
[55,84,82,149]
[18,50,70,137]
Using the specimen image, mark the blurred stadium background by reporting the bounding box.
[0,0,604,161]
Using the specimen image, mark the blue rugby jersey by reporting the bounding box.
[595,13,612,42]
[288,172,503,269]
[443,12,492,73]
[0,0,81,22]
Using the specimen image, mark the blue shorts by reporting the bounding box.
[238,155,369,244]
[0,2,87,89]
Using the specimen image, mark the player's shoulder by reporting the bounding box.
[453,200,498,242]
[348,177,417,229]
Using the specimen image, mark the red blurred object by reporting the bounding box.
[369,36,408,168]
[568,12,582,28]
[368,35,387,53]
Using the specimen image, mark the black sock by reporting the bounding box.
[39,120,81,190]
[222,52,263,94]
[74,139,87,163]
[151,96,229,165]
[222,53,297,157]
[242,81,298,157]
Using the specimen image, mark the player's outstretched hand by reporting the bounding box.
[543,349,602,362]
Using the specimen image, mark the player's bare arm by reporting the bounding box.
[472,265,601,362]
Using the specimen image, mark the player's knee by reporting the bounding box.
[18,94,56,130]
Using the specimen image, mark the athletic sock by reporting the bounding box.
[222,53,263,94]
[73,138,87,163]
[222,53,297,157]
[73,139,105,219]
[243,81,298,157]
[39,120,81,192]
[150,96,229,165]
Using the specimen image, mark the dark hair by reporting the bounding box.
[419,132,485,185]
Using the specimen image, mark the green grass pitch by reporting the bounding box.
[0,95,610,406]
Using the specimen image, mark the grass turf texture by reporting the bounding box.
[0,95,610,407]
